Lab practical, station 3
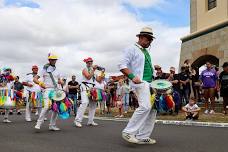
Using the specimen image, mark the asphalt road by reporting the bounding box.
[0,114,228,152]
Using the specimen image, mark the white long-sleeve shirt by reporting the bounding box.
[118,43,153,88]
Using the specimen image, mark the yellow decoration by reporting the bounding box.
[150,94,156,107]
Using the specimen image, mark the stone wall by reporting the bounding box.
[190,0,197,33]
[180,26,228,70]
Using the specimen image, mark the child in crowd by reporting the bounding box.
[182,97,200,120]
[115,79,124,118]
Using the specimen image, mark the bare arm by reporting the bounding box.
[82,68,95,80]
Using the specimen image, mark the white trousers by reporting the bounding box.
[25,98,42,120]
[123,82,157,140]
[36,89,58,127]
[25,91,42,120]
[75,84,97,124]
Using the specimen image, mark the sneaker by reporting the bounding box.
[49,126,61,131]
[74,121,82,128]
[9,111,13,115]
[17,111,22,115]
[3,119,12,123]
[209,110,215,114]
[204,110,209,114]
[124,111,128,114]
[34,124,41,130]
[87,122,98,126]
[137,138,156,145]
[122,132,138,144]
[115,115,120,118]
[119,115,124,118]
[35,111,39,116]
[26,118,32,122]
[44,117,47,121]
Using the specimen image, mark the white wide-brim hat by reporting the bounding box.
[136,27,155,38]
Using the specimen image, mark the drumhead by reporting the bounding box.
[52,90,66,101]
[151,80,172,90]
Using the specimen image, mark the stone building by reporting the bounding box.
[180,0,228,70]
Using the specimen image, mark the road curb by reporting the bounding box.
[89,116,228,128]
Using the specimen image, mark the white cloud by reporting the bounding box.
[0,0,189,81]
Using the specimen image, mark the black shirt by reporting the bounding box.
[219,71,228,90]
[68,81,79,95]
[155,73,168,80]
[169,74,180,91]
[179,72,190,89]
[14,82,24,91]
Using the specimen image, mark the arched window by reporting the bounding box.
[208,0,217,10]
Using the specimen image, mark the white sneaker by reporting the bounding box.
[209,110,215,114]
[34,124,41,130]
[137,138,156,145]
[87,122,98,126]
[35,111,39,116]
[26,118,32,122]
[204,110,209,114]
[44,117,48,121]
[74,121,82,128]
[119,115,124,118]
[122,132,138,144]
[49,126,61,131]
[3,119,12,123]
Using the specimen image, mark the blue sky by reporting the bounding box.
[4,0,40,8]
[123,0,190,27]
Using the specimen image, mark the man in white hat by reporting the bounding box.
[34,53,64,131]
[118,27,157,144]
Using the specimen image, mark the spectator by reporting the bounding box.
[68,75,79,116]
[13,76,24,115]
[219,62,228,115]
[200,61,218,114]
[123,79,130,114]
[184,59,191,74]
[179,66,191,106]
[115,79,124,118]
[167,67,181,114]
[182,97,200,120]
[105,86,112,115]
[190,67,201,102]
[154,65,167,80]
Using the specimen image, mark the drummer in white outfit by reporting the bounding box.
[118,27,157,144]
[23,65,42,122]
[74,57,99,128]
[34,53,64,131]
[0,67,14,123]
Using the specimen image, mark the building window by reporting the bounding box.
[208,0,217,10]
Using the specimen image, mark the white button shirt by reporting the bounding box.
[118,43,153,88]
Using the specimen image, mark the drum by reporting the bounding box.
[90,88,105,102]
[49,90,71,120]
[150,80,172,94]
[150,80,175,112]
[0,88,16,108]
[29,91,44,108]
[13,90,24,107]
